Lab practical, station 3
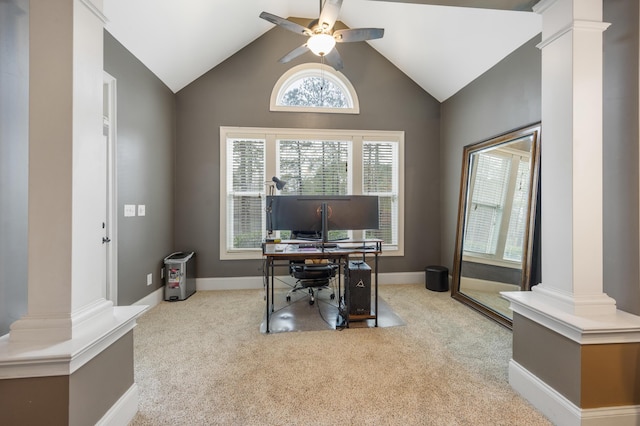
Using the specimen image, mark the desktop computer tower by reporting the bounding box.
[345,261,371,316]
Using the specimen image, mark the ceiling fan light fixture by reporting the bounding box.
[307,33,336,56]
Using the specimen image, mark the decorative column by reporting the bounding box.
[503,0,640,424]
[0,1,145,424]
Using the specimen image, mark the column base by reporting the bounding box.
[9,298,120,343]
[502,290,640,343]
[531,283,618,317]
[0,305,146,378]
[0,305,146,425]
[503,291,640,425]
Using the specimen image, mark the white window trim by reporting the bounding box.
[269,63,360,114]
[219,126,404,260]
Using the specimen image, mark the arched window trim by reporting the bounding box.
[270,63,360,114]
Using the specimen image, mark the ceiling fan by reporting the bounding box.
[259,0,384,71]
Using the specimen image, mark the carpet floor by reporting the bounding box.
[129,284,551,425]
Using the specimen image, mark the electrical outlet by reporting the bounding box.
[160,268,164,280]
[138,204,146,216]
[146,273,152,286]
[124,204,136,217]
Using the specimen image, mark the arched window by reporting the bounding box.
[270,63,359,114]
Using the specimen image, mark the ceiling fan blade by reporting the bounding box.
[259,11,311,36]
[323,47,343,71]
[334,28,384,43]
[318,0,343,31]
[278,44,310,63]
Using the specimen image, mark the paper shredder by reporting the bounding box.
[164,251,196,301]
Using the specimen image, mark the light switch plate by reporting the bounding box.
[138,204,146,216]
[147,273,152,286]
[124,204,136,217]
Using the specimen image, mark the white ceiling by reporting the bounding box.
[103,0,541,102]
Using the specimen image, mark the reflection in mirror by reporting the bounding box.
[451,123,540,328]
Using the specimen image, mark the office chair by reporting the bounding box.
[286,259,337,305]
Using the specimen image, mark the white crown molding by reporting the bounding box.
[79,0,108,24]
[532,0,557,14]
[536,20,611,50]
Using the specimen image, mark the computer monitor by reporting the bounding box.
[322,196,379,231]
[266,195,379,241]
[267,195,323,237]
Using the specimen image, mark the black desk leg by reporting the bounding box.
[270,260,275,314]
[375,253,379,327]
[265,257,270,333]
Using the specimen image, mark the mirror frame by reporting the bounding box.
[451,122,541,329]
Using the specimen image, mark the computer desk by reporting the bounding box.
[261,240,383,333]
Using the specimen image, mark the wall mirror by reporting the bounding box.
[451,123,541,328]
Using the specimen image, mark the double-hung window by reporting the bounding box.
[220,127,404,260]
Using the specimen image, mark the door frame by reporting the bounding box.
[103,71,118,304]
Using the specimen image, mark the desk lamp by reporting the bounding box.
[266,176,287,239]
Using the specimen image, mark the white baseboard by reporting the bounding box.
[96,383,139,426]
[197,275,265,290]
[133,287,164,310]
[509,360,640,426]
[195,271,425,291]
[134,272,428,308]
[379,271,425,285]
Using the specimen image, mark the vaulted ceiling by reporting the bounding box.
[103,0,541,102]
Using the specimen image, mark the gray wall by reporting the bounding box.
[0,0,29,335]
[104,32,175,305]
[602,0,640,314]
[174,25,442,278]
[440,35,542,275]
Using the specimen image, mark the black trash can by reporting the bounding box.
[425,266,449,292]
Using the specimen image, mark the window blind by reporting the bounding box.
[277,139,349,195]
[229,138,265,249]
[363,141,398,245]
